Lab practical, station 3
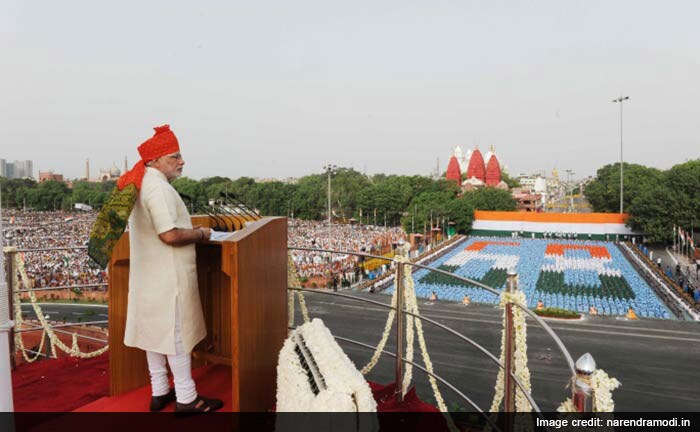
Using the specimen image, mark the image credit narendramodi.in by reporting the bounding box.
[537,415,692,429]
[3,1,700,431]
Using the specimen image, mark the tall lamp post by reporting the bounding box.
[565,169,575,213]
[612,95,629,213]
[323,164,337,248]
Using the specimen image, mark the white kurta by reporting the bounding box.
[124,167,206,355]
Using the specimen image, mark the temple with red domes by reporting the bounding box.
[446,145,508,191]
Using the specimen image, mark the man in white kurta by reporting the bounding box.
[120,125,222,414]
[125,166,206,356]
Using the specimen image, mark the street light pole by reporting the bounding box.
[613,95,629,213]
[565,169,575,213]
[323,164,337,248]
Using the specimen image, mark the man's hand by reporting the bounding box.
[197,226,211,241]
[159,226,211,246]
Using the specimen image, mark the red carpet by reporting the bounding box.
[13,353,438,413]
[12,354,110,412]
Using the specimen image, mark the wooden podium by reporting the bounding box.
[108,216,288,412]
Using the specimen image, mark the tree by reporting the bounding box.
[445,198,476,234]
[27,180,70,211]
[0,178,37,208]
[250,181,298,216]
[171,177,208,209]
[462,187,517,211]
[627,185,675,243]
[357,176,413,225]
[400,191,454,233]
[501,171,521,188]
[589,159,699,244]
[584,163,662,213]
[291,174,326,220]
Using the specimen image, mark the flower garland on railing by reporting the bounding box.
[557,369,621,412]
[359,249,458,432]
[490,289,533,413]
[394,255,447,409]
[6,247,109,360]
[287,253,310,325]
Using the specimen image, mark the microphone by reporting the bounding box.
[219,192,261,221]
[178,192,227,232]
[210,200,246,231]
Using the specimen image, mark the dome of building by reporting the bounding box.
[466,148,486,181]
[453,146,468,172]
[485,154,502,186]
[446,156,462,184]
[110,163,121,177]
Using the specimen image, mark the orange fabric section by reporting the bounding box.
[545,244,611,259]
[466,241,521,251]
[474,211,628,224]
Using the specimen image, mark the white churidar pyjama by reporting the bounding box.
[146,305,198,404]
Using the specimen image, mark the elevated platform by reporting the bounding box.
[74,364,232,412]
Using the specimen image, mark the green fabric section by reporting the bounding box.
[420,265,508,289]
[88,184,138,268]
[535,271,635,300]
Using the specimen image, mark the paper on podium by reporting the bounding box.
[209,230,235,242]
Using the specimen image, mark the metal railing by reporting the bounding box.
[289,245,594,415]
[3,246,110,358]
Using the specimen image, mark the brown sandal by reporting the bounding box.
[174,396,223,417]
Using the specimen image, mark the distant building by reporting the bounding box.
[447,146,508,191]
[511,189,543,212]
[0,159,34,179]
[445,156,462,184]
[39,171,64,183]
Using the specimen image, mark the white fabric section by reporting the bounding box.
[146,304,198,404]
[472,220,636,235]
[540,255,622,276]
[445,251,520,269]
[125,167,206,355]
[146,351,170,397]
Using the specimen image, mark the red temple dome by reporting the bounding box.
[485,154,502,186]
[446,156,461,184]
[466,149,486,181]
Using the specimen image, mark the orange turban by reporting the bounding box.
[117,125,180,191]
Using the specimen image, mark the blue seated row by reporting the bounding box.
[376,237,672,319]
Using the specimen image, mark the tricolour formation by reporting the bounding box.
[385,237,671,318]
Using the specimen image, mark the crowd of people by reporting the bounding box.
[287,219,406,283]
[2,209,107,290]
[1,210,410,292]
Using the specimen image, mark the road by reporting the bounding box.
[26,298,700,412]
[294,291,700,412]
[20,303,108,328]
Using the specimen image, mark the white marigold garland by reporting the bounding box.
[287,253,311,325]
[490,290,533,412]
[591,369,621,412]
[276,318,378,416]
[557,370,621,413]
[7,247,108,359]
[359,251,458,432]
[360,286,397,375]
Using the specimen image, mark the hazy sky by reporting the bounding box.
[2,1,699,180]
